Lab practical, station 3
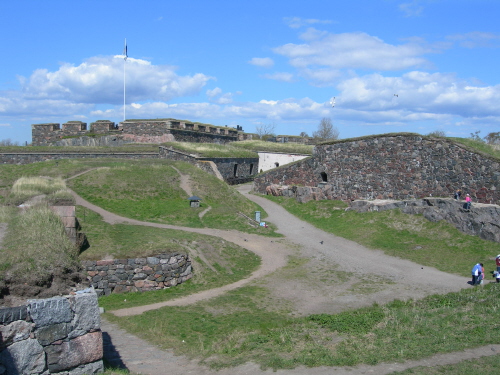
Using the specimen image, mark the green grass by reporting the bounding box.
[161,141,258,158]
[77,207,261,311]
[229,140,313,154]
[106,283,500,370]
[0,158,135,204]
[262,196,500,277]
[68,159,280,235]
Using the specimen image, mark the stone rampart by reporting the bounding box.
[0,152,158,165]
[254,134,500,205]
[32,119,246,146]
[55,134,175,147]
[82,253,192,296]
[0,289,103,374]
[169,128,237,144]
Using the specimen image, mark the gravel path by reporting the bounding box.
[65,177,493,375]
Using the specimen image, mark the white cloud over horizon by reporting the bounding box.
[16,56,212,106]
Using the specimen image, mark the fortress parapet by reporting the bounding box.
[91,120,118,133]
[32,118,250,146]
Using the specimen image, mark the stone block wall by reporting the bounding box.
[0,289,103,375]
[254,134,500,204]
[169,128,237,144]
[90,120,116,133]
[82,253,192,296]
[31,123,62,146]
[63,121,88,134]
[120,120,169,136]
[202,157,258,184]
[158,146,258,183]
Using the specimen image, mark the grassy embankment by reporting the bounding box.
[0,158,271,307]
[2,138,500,373]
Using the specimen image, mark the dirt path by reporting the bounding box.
[65,175,492,374]
[70,190,290,317]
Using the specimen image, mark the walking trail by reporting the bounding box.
[66,170,499,375]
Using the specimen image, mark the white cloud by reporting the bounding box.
[0,92,93,117]
[18,56,212,105]
[206,87,222,98]
[273,30,432,73]
[336,71,500,118]
[248,57,274,68]
[206,87,234,104]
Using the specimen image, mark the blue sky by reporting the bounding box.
[1,0,499,144]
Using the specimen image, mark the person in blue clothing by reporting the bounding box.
[471,263,483,285]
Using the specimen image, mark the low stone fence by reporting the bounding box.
[82,253,192,296]
[0,289,103,374]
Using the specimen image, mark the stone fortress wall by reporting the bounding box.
[25,118,259,183]
[31,119,252,147]
[254,133,500,205]
[0,289,103,375]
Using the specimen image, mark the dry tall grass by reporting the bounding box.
[8,176,74,206]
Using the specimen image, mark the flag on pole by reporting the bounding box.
[123,39,128,61]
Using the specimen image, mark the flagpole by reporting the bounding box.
[123,38,127,122]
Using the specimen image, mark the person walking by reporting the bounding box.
[454,189,461,200]
[471,263,483,285]
[496,254,500,273]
